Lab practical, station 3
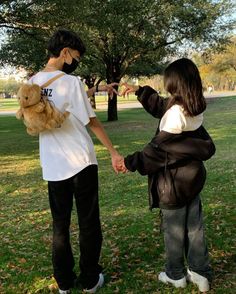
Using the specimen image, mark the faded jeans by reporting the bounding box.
[161,195,212,281]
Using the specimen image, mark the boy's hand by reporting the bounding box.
[111,152,124,174]
[115,156,129,173]
[99,83,119,98]
[111,153,129,174]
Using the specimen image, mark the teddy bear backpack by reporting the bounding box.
[16,73,69,136]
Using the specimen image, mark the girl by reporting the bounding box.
[120,58,215,292]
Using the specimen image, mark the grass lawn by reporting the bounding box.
[0,97,235,293]
[0,99,19,111]
[0,95,137,112]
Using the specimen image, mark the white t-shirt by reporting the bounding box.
[159,104,203,134]
[29,70,97,181]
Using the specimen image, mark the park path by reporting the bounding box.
[94,91,236,110]
[0,91,235,116]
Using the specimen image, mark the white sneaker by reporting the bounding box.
[83,273,104,293]
[187,269,210,292]
[158,272,187,288]
[58,289,71,294]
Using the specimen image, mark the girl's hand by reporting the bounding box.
[116,156,129,174]
[119,83,139,97]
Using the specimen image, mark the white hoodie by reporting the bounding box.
[159,104,203,134]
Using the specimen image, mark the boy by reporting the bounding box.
[29,29,122,293]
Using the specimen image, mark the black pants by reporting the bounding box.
[48,165,102,290]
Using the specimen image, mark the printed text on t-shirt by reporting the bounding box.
[41,88,52,97]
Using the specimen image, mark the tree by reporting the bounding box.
[0,76,20,97]
[0,0,75,71]
[72,0,235,120]
[194,37,236,90]
[77,54,106,109]
[0,0,235,120]
[212,37,236,72]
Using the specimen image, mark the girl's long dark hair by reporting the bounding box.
[164,58,206,116]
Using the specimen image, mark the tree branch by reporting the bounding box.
[0,24,45,42]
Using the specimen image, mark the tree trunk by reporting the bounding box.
[90,95,96,109]
[84,76,97,109]
[107,64,121,121]
[108,93,118,121]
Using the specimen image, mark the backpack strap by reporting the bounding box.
[41,73,65,88]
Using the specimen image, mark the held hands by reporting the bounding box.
[116,156,129,173]
[111,153,129,174]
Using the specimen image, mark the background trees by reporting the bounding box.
[0,0,235,120]
[194,37,236,91]
[0,76,20,97]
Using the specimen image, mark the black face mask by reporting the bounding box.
[62,58,79,74]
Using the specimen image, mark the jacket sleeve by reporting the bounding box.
[124,137,194,175]
[135,86,168,118]
[124,127,216,175]
[124,143,175,175]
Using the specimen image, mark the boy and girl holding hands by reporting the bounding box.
[28,29,215,293]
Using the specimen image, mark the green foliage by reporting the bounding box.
[74,0,235,80]
[0,77,20,95]
[0,0,235,119]
[0,96,236,293]
[0,32,47,73]
[0,0,76,72]
[0,0,235,77]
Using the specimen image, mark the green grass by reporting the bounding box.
[0,99,19,111]
[95,94,137,103]
[0,95,137,112]
[0,97,236,293]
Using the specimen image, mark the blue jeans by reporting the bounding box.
[161,195,212,281]
[48,165,102,290]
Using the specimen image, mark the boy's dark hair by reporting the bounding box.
[47,29,86,58]
[164,58,206,116]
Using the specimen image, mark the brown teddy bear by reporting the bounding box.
[16,83,69,136]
